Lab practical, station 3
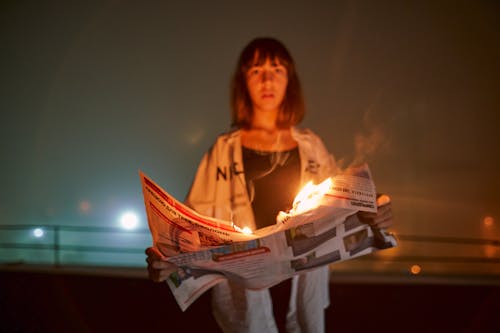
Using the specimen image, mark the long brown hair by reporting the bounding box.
[230,37,305,129]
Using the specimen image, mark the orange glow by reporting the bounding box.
[410,264,421,275]
[483,216,494,228]
[377,194,391,206]
[290,178,333,215]
[484,246,496,258]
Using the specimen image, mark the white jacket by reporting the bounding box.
[185,127,336,333]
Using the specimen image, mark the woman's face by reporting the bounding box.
[245,56,288,114]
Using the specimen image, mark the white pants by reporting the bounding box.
[211,266,329,333]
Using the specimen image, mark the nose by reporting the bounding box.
[262,70,274,83]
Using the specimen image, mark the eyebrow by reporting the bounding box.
[249,60,283,68]
[250,54,283,65]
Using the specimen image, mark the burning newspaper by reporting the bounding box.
[140,164,397,311]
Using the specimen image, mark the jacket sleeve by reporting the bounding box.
[312,132,337,179]
[184,146,218,218]
[297,127,337,181]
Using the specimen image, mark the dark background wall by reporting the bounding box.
[1,1,499,274]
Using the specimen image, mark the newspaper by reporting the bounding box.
[140,164,397,311]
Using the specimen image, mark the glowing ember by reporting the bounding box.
[290,178,333,215]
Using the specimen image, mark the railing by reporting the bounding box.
[1,224,499,276]
[0,224,151,267]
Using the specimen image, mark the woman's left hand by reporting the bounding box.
[357,194,394,229]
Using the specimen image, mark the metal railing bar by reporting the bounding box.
[0,224,150,234]
[396,234,500,246]
[57,245,146,254]
[0,243,145,254]
[357,255,500,264]
[0,243,54,250]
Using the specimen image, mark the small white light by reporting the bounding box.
[119,211,139,230]
[33,228,44,238]
[240,227,252,235]
[233,224,253,235]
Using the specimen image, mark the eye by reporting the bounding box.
[274,66,286,75]
[247,67,262,78]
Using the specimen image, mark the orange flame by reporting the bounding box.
[290,178,333,215]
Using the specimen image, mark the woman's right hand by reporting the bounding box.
[145,247,178,282]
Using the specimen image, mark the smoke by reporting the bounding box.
[336,108,390,171]
[352,123,386,166]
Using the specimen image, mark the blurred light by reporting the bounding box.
[483,216,494,228]
[186,128,205,145]
[79,200,91,214]
[45,207,56,217]
[484,246,496,258]
[410,264,421,275]
[33,228,44,238]
[119,211,139,230]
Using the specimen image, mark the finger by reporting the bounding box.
[152,267,176,282]
[374,215,394,229]
[376,219,393,229]
[147,264,160,282]
[147,264,174,282]
[373,205,392,222]
[145,247,163,259]
[146,259,158,281]
[151,260,175,270]
[377,194,391,207]
[357,211,377,225]
[357,211,377,219]
[377,206,392,220]
[159,269,175,282]
[376,205,392,221]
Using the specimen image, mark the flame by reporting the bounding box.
[290,178,333,215]
[234,224,253,235]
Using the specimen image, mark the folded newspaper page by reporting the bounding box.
[140,164,397,311]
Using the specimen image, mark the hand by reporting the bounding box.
[357,194,394,229]
[145,247,178,282]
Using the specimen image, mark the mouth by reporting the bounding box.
[261,92,275,99]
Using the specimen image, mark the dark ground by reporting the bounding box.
[1,270,498,333]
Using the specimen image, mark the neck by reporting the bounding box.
[251,108,278,131]
[241,126,296,152]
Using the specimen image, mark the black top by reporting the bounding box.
[242,146,301,230]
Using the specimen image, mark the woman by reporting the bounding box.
[146,37,393,333]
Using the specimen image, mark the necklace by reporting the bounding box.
[242,128,298,152]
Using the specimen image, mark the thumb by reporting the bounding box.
[377,194,391,207]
